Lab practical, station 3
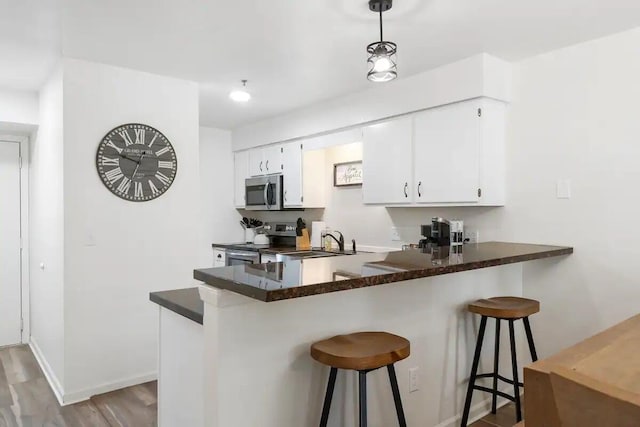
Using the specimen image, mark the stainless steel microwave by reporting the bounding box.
[245,175,283,211]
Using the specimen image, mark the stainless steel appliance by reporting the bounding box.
[420,217,451,247]
[225,249,260,266]
[245,175,283,211]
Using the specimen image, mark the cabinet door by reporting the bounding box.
[362,117,414,204]
[263,145,282,175]
[248,149,264,177]
[234,151,250,207]
[414,100,481,203]
[282,142,303,207]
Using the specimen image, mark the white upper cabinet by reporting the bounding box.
[414,99,481,203]
[362,98,506,206]
[282,142,303,207]
[249,145,282,176]
[263,145,282,175]
[249,149,265,176]
[281,141,326,208]
[362,117,414,204]
[234,151,250,208]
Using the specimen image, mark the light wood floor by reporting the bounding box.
[0,344,521,427]
[0,345,156,427]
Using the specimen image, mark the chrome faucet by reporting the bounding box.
[326,231,345,252]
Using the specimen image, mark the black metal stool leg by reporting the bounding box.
[359,370,367,427]
[491,318,501,414]
[523,316,538,362]
[387,364,407,427]
[508,320,522,422]
[461,315,488,427]
[319,368,338,427]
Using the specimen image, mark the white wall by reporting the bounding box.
[0,87,38,126]
[29,67,65,394]
[501,26,640,356]
[199,126,242,264]
[232,54,511,150]
[61,58,201,401]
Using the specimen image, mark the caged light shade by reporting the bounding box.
[367,41,397,82]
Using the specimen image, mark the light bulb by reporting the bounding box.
[229,90,251,102]
[372,55,393,72]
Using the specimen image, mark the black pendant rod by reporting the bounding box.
[379,8,384,42]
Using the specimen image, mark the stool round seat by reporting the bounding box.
[311,332,410,371]
[468,296,540,319]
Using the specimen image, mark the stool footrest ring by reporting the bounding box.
[476,372,524,388]
[472,385,517,402]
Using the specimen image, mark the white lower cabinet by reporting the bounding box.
[363,97,506,206]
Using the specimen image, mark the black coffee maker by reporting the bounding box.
[419,217,451,248]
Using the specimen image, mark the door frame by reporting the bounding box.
[0,135,30,344]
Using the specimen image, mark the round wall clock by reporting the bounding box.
[96,123,177,202]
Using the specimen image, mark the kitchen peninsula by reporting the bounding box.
[153,242,572,427]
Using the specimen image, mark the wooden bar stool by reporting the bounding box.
[460,297,540,426]
[311,332,410,427]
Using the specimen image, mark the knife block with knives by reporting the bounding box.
[296,218,311,250]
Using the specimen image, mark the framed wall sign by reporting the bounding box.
[334,161,363,187]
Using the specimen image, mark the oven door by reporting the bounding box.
[245,175,282,211]
[225,250,260,266]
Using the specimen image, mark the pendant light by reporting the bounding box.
[367,0,397,82]
[229,80,251,102]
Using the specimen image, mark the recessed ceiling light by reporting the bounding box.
[367,0,397,83]
[229,80,251,102]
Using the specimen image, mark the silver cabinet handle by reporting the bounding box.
[266,160,269,171]
[259,161,263,172]
[284,190,287,202]
[404,182,408,198]
[418,181,422,198]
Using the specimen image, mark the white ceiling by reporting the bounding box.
[2,0,640,129]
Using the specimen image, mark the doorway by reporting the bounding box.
[0,140,22,347]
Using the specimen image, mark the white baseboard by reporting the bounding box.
[29,338,65,406]
[30,338,157,406]
[62,371,158,405]
[437,399,511,427]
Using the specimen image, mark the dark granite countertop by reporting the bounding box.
[195,242,573,303]
[149,288,203,324]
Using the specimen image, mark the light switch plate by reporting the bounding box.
[391,227,402,242]
[556,179,571,199]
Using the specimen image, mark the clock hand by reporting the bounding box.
[131,153,146,179]
[119,153,139,163]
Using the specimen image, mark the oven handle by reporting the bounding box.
[226,252,260,262]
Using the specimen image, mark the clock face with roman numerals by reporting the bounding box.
[96,124,177,202]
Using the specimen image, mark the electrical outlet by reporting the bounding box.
[409,367,419,392]
[391,227,402,242]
